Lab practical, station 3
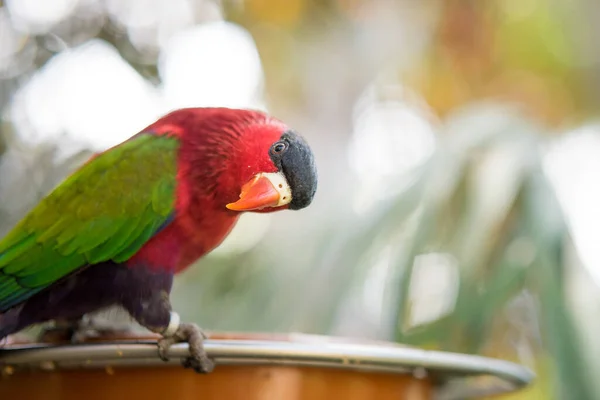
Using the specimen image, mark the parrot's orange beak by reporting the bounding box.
[226,172,292,211]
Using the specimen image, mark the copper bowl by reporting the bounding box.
[0,332,534,400]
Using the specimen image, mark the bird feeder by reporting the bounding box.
[0,332,534,400]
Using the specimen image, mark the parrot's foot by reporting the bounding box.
[157,312,214,374]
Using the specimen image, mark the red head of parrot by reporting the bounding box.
[145,107,318,215]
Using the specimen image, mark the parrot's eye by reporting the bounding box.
[270,141,288,156]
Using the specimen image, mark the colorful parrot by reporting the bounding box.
[0,108,317,373]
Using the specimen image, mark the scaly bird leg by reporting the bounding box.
[123,291,215,374]
[156,312,214,373]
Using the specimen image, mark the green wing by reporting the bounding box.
[0,133,179,312]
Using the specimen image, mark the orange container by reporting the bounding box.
[0,332,534,400]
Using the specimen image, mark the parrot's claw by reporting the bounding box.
[157,336,177,362]
[157,322,214,373]
[182,352,214,374]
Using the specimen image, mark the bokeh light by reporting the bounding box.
[407,252,459,328]
[159,21,265,110]
[544,125,600,288]
[10,39,162,155]
[5,0,79,33]
[349,83,437,213]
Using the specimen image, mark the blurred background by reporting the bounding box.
[1,0,599,398]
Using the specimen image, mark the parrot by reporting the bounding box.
[0,107,318,373]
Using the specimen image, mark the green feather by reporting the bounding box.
[19,255,84,287]
[0,235,36,267]
[0,133,179,312]
[86,214,144,262]
[113,211,164,263]
[0,277,20,293]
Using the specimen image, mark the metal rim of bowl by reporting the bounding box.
[0,339,535,400]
